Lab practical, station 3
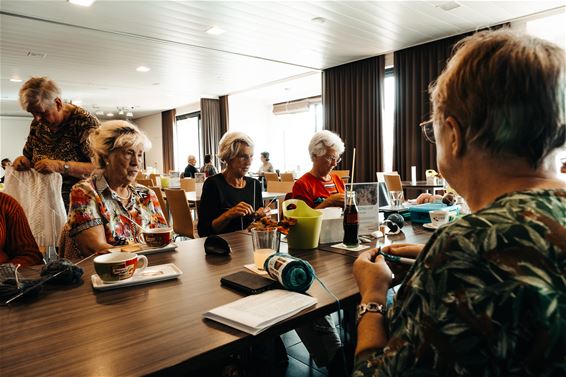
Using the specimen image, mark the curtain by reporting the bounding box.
[393,25,508,181]
[201,98,224,171]
[323,56,385,183]
[161,109,175,173]
[219,95,229,135]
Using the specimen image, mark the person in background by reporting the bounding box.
[61,121,167,258]
[561,158,566,173]
[292,130,345,209]
[200,154,218,177]
[197,132,267,236]
[353,30,565,376]
[257,151,274,175]
[0,158,11,184]
[13,77,100,211]
[0,192,44,266]
[183,154,198,178]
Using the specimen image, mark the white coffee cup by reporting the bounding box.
[429,210,455,227]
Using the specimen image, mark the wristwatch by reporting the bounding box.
[357,302,387,322]
[62,161,70,175]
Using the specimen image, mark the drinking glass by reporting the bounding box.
[251,228,279,270]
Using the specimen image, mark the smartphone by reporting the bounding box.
[220,271,278,294]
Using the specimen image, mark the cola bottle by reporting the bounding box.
[343,191,359,246]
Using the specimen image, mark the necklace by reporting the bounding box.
[111,188,132,201]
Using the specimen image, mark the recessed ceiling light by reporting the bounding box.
[9,78,22,83]
[118,110,124,115]
[68,0,95,7]
[73,100,82,105]
[95,111,104,115]
[126,111,133,117]
[136,66,151,72]
[206,26,225,35]
[106,112,114,117]
[311,17,326,24]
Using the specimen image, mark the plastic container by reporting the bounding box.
[283,199,323,249]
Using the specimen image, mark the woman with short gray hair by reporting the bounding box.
[62,120,167,258]
[197,131,267,236]
[292,130,346,208]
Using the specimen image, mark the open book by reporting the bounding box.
[203,289,317,335]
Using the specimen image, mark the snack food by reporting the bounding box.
[250,216,297,235]
[120,244,143,253]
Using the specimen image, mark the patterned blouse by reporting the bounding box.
[23,105,100,207]
[64,173,167,257]
[354,189,566,377]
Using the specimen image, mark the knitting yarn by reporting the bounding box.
[264,253,315,293]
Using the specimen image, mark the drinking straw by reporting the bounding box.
[348,148,356,206]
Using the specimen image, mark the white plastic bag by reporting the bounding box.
[3,168,67,248]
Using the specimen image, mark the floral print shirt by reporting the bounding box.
[354,189,566,377]
[65,173,167,252]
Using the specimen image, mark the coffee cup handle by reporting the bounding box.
[136,255,148,273]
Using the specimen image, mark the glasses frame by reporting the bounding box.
[321,155,342,165]
[419,120,436,144]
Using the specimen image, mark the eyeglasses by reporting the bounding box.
[419,120,436,144]
[322,155,342,164]
[236,154,253,161]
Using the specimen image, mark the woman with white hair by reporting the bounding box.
[61,121,167,258]
[13,77,100,210]
[197,131,268,236]
[292,130,346,208]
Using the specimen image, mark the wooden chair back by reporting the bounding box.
[149,186,169,225]
[279,172,294,182]
[376,171,398,182]
[263,172,279,182]
[164,189,196,239]
[333,170,350,179]
[136,178,153,187]
[383,173,403,192]
[180,178,196,192]
[266,181,294,194]
[149,173,161,186]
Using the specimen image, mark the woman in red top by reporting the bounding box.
[0,192,43,266]
[292,130,346,208]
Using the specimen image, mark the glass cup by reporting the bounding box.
[389,190,404,208]
[160,175,170,189]
[251,228,279,270]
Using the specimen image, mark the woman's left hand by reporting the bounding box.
[255,207,271,218]
[34,159,63,174]
[353,249,392,303]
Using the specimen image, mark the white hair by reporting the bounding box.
[89,120,151,168]
[19,76,61,111]
[308,130,345,161]
[217,131,254,163]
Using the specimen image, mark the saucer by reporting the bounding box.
[423,223,442,230]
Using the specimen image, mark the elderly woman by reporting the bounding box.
[292,130,346,208]
[197,132,267,236]
[256,151,274,175]
[62,121,167,258]
[13,77,100,210]
[353,30,565,376]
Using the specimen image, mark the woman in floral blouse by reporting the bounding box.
[62,120,167,258]
[353,30,566,376]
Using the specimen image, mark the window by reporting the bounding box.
[174,112,201,172]
[382,68,395,172]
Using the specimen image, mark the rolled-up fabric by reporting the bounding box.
[264,253,315,293]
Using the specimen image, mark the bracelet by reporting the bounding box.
[357,302,386,322]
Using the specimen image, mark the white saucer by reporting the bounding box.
[423,223,441,230]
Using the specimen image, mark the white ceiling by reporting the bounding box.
[1,1,564,120]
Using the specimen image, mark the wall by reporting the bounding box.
[0,115,32,164]
[135,113,163,173]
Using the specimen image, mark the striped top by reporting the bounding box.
[0,192,44,266]
[292,172,345,208]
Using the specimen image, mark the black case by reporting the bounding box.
[220,271,278,294]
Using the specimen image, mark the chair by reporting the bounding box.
[149,186,169,225]
[279,172,294,182]
[266,180,294,194]
[333,169,350,184]
[136,178,153,187]
[149,173,161,186]
[165,189,197,239]
[263,172,279,183]
[180,178,196,192]
[383,173,404,207]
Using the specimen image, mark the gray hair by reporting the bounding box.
[89,120,151,168]
[308,130,345,161]
[19,76,61,111]
[217,131,254,163]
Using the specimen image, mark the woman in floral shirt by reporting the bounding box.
[62,121,167,258]
[352,30,566,376]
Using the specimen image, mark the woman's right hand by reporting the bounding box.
[381,243,424,284]
[226,201,255,219]
[13,156,31,171]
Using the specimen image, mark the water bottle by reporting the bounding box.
[343,191,359,246]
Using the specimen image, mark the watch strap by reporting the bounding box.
[63,161,70,175]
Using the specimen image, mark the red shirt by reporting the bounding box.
[292,172,345,208]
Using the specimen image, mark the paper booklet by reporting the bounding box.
[203,289,317,335]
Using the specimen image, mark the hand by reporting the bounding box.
[227,201,255,219]
[324,193,345,208]
[34,159,63,174]
[415,193,442,204]
[255,207,271,219]
[13,156,32,171]
[382,243,424,284]
[353,249,392,303]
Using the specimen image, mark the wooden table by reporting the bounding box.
[0,232,360,377]
[401,180,445,195]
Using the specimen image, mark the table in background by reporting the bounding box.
[1,232,359,377]
[401,180,445,196]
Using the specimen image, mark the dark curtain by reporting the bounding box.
[393,25,508,180]
[219,95,229,135]
[200,98,224,171]
[161,109,176,173]
[323,56,385,183]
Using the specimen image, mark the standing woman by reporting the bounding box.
[197,132,267,236]
[62,121,167,258]
[14,77,100,211]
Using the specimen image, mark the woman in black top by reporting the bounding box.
[197,132,267,236]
